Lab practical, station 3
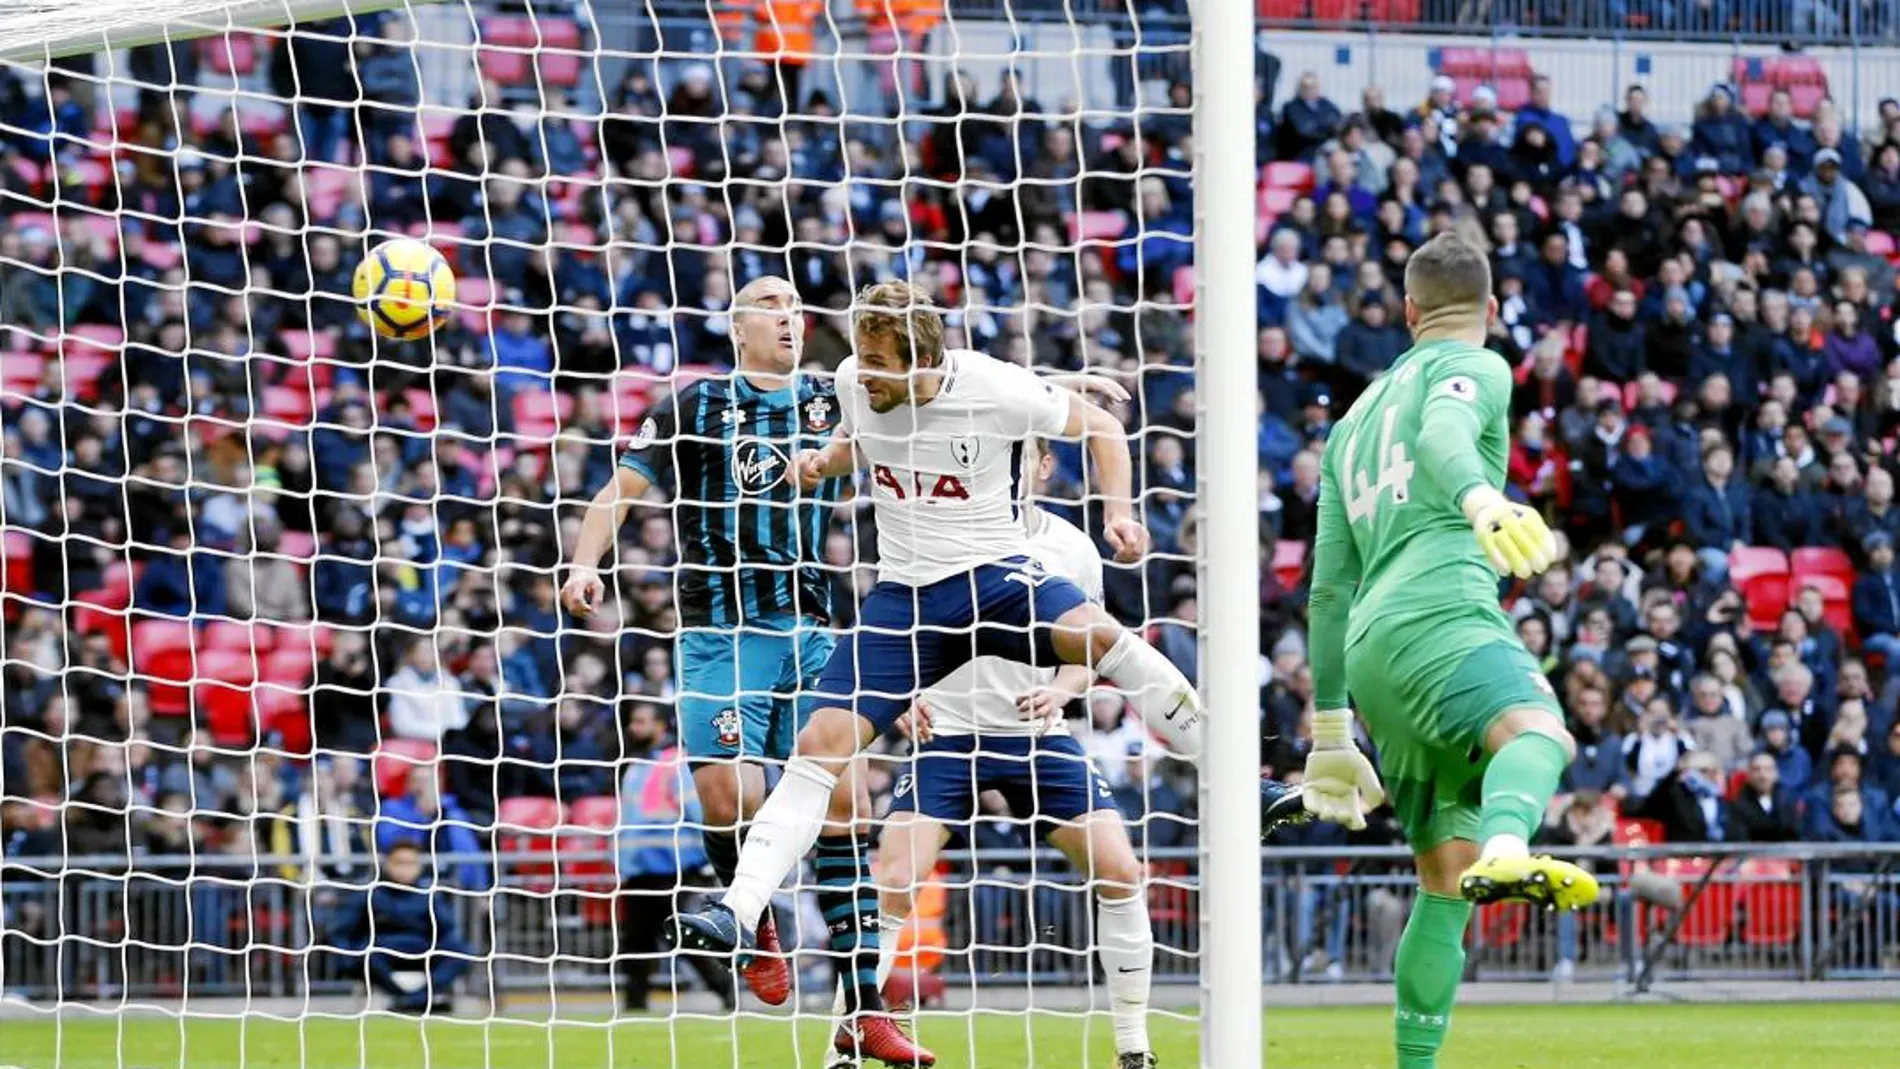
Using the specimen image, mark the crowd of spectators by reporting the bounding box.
[2,5,1900,997]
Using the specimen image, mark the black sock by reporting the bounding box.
[813,834,882,1015]
[704,828,743,892]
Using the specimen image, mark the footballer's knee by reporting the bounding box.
[1051,605,1121,666]
[793,706,866,769]
[1094,851,1144,899]
[1486,706,1576,763]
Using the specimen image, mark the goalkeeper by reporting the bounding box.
[1300,233,1599,1069]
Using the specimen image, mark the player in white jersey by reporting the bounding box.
[673,281,1210,1066]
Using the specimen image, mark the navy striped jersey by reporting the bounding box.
[618,373,847,628]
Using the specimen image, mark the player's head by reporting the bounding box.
[1402,231,1496,340]
[733,276,804,372]
[852,280,945,412]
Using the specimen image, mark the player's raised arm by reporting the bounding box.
[1063,396,1144,562]
[562,398,674,616]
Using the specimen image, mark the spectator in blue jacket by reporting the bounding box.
[1690,85,1753,175]
[1609,424,1676,539]
[1585,289,1647,383]
[375,767,490,892]
[1754,456,1826,553]
[1275,70,1342,162]
[1843,466,1900,563]
[1683,442,1752,581]
[1853,533,1900,664]
[1752,89,1817,176]
[1561,684,1631,802]
[1802,748,1895,839]
[1523,231,1588,325]
[1515,75,1577,168]
[326,841,469,1014]
[1758,710,1814,794]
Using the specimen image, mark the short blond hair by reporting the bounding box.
[1404,232,1492,317]
[852,280,944,367]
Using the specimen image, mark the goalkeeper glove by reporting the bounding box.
[1301,709,1384,831]
[1462,485,1558,580]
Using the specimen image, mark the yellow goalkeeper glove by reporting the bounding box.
[1301,709,1384,831]
[1462,485,1558,580]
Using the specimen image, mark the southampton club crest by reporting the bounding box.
[713,708,742,748]
[949,435,981,469]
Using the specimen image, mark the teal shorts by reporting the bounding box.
[675,618,835,763]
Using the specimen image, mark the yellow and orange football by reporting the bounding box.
[353,237,456,340]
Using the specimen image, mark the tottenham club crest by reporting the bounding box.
[732,439,790,494]
[949,435,981,469]
[714,708,742,748]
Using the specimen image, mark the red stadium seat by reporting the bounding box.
[538,52,583,89]
[275,530,317,561]
[566,795,620,830]
[480,15,537,46]
[513,390,575,437]
[478,48,533,86]
[1789,83,1827,120]
[1866,230,1897,257]
[539,19,583,49]
[1071,210,1129,242]
[376,739,439,798]
[1743,573,1790,633]
[1,529,33,596]
[201,620,275,656]
[1254,0,1303,17]
[1614,818,1665,846]
[1739,861,1801,947]
[1272,539,1307,590]
[1728,546,1789,586]
[1790,546,1854,583]
[1656,859,1736,948]
[1262,161,1315,191]
[498,796,566,893]
[260,386,315,426]
[198,681,256,747]
[200,33,261,76]
[1171,265,1195,309]
[1473,902,1528,948]
[257,689,311,754]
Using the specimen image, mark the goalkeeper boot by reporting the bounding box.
[1260,778,1312,838]
[1459,854,1600,911]
[834,1014,936,1067]
[1117,1054,1158,1069]
[742,909,793,1006]
[672,901,753,963]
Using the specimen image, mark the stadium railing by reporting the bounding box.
[3,843,1894,1001]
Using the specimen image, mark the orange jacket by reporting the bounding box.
[857,0,944,35]
[754,0,823,62]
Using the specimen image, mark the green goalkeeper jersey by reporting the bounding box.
[1308,338,1517,712]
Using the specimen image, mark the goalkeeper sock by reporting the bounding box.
[703,828,743,889]
[722,757,835,930]
[1095,631,1203,757]
[814,834,883,1015]
[1475,731,1570,856]
[1393,891,1471,1069]
[1094,892,1154,1055]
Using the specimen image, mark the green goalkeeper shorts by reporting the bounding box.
[1346,632,1563,850]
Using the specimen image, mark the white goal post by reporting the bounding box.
[0,1,1261,1066]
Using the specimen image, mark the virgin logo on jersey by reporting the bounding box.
[732,440,790,493]
[871,464,970,500]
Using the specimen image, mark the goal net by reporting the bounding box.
[0,1,1242,1066]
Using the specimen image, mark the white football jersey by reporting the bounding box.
[919,509,1104,738]
[837,349,1071,586]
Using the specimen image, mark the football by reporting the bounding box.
[353,237,456,340]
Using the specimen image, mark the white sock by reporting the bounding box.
[1095,632,1202,757]
[875,912,904,992]
[1480,833,1530,862]
[721,757,837,930]
[1095,893,1153,1055]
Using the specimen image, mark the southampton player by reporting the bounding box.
[834,438,1311,1069]
[1301,233,1599,1069]
[562,276,867,1015]
[673,281,1211,1065]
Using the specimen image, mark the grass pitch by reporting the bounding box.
[0,1001,1892,1069]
